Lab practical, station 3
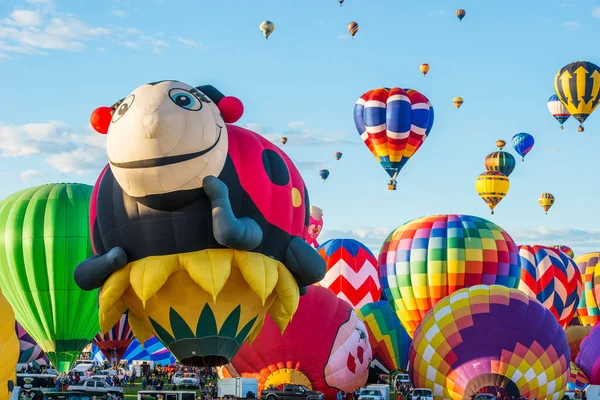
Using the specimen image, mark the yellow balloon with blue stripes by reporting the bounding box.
[554,61,600,131]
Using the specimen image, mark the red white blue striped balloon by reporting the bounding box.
[518,245,582,328]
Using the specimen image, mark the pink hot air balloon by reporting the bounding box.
[306,205,324,248]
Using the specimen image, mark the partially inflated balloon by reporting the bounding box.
[378,214,520,338]
[316,239,381,309]
[0,288,18,399]
[538,193,555,214]
[475,171,510,214]
[356,301,411,373]
[566,326,591,362]
[93,313,134,364]
[517,245,582,328]
[224,286,372,400]
[306,206,323,248]
[512,133,534,161]
[410,285,570,400]
[547,94,571,130]
[553,245,575,259]
[575,253,600,326]
[575,324,600,384]
[0,183,98,373]
[568,362,590,391]
[554,61,600,131]
[16,323,48,366]
[354,87,434,189]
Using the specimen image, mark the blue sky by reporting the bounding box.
[0,0,599,256]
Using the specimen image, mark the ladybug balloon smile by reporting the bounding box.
[75,80,326,367]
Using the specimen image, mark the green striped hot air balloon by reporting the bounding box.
[0,183,98,372]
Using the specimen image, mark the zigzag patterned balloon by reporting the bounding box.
[517,245,582,328]
[316,239,381,309]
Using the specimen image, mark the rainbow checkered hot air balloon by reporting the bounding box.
[517,245,582,328]
[316,239,381,309]
[575,252,600,326]
[410,285,570,400]
[353,87,434,190]
[378,214,521,338]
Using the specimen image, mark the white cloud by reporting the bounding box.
[509,227,600,257]
[0,121,106,175]
[337,34,351,40]
[4,10,43,27]
[119,40,140,49]
[319,227,393,255]
[295,160,329,170]
[593,7,600,17]
[97,47,106,52]
[430,8,445,16]
[176,37,209,50]
[110,9,127,17]
[25,0,52,3]
[243,123,270,135]
[561,21,581,30]
[254,122,355,146]
[20,169,48,182]
[287,121,305,129]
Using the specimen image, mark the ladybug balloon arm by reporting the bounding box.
[203,176,263,250]
[74,247,128,290]
[285,236,327,292]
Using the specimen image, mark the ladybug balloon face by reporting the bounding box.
[106,81,228,201]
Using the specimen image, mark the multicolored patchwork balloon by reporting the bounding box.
[356,301,411,373]
[517,245,582,328]
[93,313,134,364]
[317,239,381,309]
[568,362,589,391]
[575,324,600,384]
[378,214,521,338]
[575,253,600,326]
[410,285,570,400]
[92,335,177,365]
[566,326,591,362]
[484,151,516,177]
[16,323,48,366]
[553,245,575,259]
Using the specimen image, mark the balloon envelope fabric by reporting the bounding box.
[356,301,411,372]
[16,322,48,365]
[93,313,134,363]
[410,285,570,400]
[575,324,600,384]
[0,183,98,372]
[574,253,600,326]
[0,288,18,400]
[317,238,381,309]
[378,214,520,337]
[568,361,589,391]
[92,336,176,365]
[565,326,591,362]
[517,245,582,328]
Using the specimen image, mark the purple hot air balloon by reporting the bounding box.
[16,322,48,366]
[575,324,600,384]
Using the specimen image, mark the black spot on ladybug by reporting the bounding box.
[304,185,310,227]
[262,149,290,186]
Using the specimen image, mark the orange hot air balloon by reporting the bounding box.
[348,22,359,38]
[420,64,430,76]
[496,140,506,150]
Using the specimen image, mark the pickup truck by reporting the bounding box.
[261,384,324,400]
[66,379,124,398]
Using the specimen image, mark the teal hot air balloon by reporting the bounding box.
[334,152,342,161]
[0,183,98,373]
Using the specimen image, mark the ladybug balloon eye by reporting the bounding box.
[112,94,135,123]
[169,88,202,111]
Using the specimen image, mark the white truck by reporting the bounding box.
[358,386,387,400]
[66,379,124,399]
[218,377,259,399]
[585,385,600,400]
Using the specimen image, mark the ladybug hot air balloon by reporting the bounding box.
[554,61,600,132]
[316,239,381,309]
[512,132,534,161]
[475,171,510,214]
[538,192,555,214]
[547,94,571,130]
[378,214,520,338]
[354,87,434,190]
[517,245,582,328]
[93,313,134,364]
[222,286,372,400]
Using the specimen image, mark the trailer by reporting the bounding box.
[218,378,259,399]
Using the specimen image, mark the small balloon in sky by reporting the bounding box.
[259,21,274,39]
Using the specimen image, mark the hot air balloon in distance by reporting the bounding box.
[319,169,330,182]
[485,150,516,177]
[334,152,342,161]
[547,94,571,130]
[512,132,534,161]
[353,87,434,190]
[411,285,570,400]
[566,326,591,362]
[0,288,18,399]
[475,171,510,214]
[453,96,463,109]
[456,9,466,21]
[420,64,430,76]
[357,301,412,373]
[259,21,274,39]
[73,81,326,367]
[575,324,600,384]
[575,252,600,327]
[0,183,99,373]
[568,362,590,391]
[16,323,49,366]
[348,22,358,38]
[538,192,555,214]
[496,139,506,150]
[316,238,381,309]
[553,245,575,259]
[280,136,288,145]
[517,245,582,328]
[93,313,134,364]
[338,0,344,6]
[306,205,323,248]
[222,286,372,400]
[378,214,521,338]
[554,61,600,131]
